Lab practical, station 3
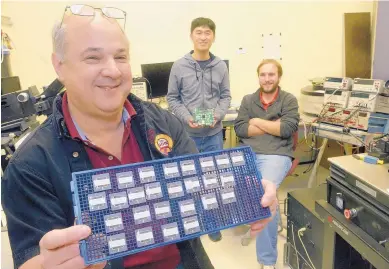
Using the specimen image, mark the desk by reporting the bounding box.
[306,121,377,188]
[222,116,238,149]
[316,200,389,269]
[316,155,389,269]
[222,112,238,148]
[328,154,389,208]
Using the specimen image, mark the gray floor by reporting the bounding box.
[1,164,329,269]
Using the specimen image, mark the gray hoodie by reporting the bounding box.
[167,52,231,137]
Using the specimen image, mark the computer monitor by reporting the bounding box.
[141,62,174,99]
[223,60,229,73]
[140,60,229,99]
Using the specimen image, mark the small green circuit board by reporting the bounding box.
[193,108,214,126]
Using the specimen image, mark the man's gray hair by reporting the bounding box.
[51,18,130,62]
[52,21,66,62]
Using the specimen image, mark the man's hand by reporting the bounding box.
[249,118,280,128]
[39,225,106,269]
[249,118,281,137]
[249,179,278,237]
[248,125,266,137]
[210,114,219,128]
[188,117,203,128]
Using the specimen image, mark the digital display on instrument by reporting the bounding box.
[350,92,370,99]
[325,77,343,83]
[354,79,374,85]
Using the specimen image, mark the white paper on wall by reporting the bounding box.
[262,33,282,60]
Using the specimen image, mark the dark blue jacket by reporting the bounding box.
[1,93,213,269]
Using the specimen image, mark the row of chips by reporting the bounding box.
[88,172,237,212]
[103,187,237,255]
[90,151,246,193]
[105,214,201,255]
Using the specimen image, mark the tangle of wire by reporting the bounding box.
[293,83,380,173]
[294,120,319,174]
[303,82,388,159]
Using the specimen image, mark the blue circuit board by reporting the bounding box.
[71,146,271,265]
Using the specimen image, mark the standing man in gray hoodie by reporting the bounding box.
[167,17,231,242]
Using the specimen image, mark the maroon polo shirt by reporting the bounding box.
[260,87,279,111]
[62,93,180,269]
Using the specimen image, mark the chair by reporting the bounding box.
[287,131,300,176]
[240,132,299,246]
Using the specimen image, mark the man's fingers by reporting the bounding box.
[248,180,278,237]
[190,123,203,128]
[270,199,277,214]
[250,220,270,236]
[55,254,106,269]
[56,255,86,269]
[87,261,108,269]
[43,243,80,267]
[260,179,277,208]
[40,225,91,250]
[251,220,267,231]
[57,256,106,269]
[188,120,200,128]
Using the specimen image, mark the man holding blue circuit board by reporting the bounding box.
[167,17,231,243]
[1,5,276,269]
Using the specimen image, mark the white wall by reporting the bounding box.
[1,1,375,104]
[372,1,389,80]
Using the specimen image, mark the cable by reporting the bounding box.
[315,83,354,126]
[373,133,389,140]
[298,227,317,269]
[308,132,326,151]
[336,141,359,153]
[298,120,317,150]
[304,139,317,173]
[347,131,367,147]
[300,119,308,142]
[368,90,379,102]
[336,141,345,154]
[324,87,341,105]
[142,77,153,100]
[315,86,343,123]
[342,105,362,124]
[379,238,389,245]
[291,224,300,269]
